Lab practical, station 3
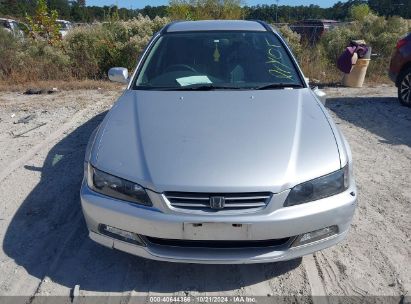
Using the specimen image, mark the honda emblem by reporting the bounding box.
[210,196,225,209]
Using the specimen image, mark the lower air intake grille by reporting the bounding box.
[143,236,290,249]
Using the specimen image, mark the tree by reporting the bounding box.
[70,1,86,21]
[168,0,193,19]
[168,0,244,20]
[368,0,411,18]
[48,0,70,18]
[26,0,61,45]
[349,3,372,21]
[138,5,168,18]
[0,0,36,17]
[2,0,410,24]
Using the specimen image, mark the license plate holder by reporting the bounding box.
[183,222,250,240]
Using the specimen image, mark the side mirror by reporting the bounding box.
[108,67,129,84]
[312,87,327,105]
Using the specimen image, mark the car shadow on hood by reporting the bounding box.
[3,111,301,294]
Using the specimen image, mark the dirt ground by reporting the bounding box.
[0,84,409,303]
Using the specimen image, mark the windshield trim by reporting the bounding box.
[130,29,307,91]
[135,83,304,91]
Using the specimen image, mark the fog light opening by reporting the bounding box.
[98,224,145,246]
[292,225,338,247]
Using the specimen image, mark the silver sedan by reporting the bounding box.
[80,20,357,264]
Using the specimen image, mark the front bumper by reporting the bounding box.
[80,181,357,264]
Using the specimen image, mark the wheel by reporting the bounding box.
[398,67,411,107]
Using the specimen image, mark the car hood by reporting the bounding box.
[91,89,341,193]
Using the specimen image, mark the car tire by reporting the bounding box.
[398,67,411,107]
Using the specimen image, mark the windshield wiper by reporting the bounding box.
[139,83,303,91]
[256,83,303,90]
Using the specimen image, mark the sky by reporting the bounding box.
[87,0,340,9]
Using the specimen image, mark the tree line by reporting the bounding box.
[0,0,410,23]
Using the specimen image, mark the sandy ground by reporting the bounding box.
[0,85,409,303]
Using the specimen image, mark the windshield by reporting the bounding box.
[134,31,303,90]
[11,22,19,31]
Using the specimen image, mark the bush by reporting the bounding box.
[64,24,111,78]
[349,4,372,22]
[0,13,409,84]
[277,25,340,83]
[321,13,408,81]
[23,41,70,80]
[168,0,244,20]
[64,15,169,79]
[0,29,70,82]
[361,15,408,58]
[278,25,301,58]
[0,15,169,82]
[115,15,170,69]
[26,0,61,45]
[278,12,410,83]
[0,30,19,79]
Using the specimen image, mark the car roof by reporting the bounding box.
[165,20,270,33]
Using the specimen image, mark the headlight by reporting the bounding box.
[87,164,152,206]
[284,165,349,207]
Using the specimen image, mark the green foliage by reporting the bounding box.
[63,15,170,79]
[246,4,325,23]
[278,25,302,58]
[77,0,86,7]
[321,12,409,61]
[168,0,192,20]
[23,40,70,79]
[168,0,244,20]
[0,16,169,82]
[48,0,71,19]
[63,25,106,78]
[321,26,358,62]
[276,24,337,83]
[1,12,409,84]
[292,11,409,82]
[26,0,61,45]
[2,0,411,23]
[368,0,411,20]
[0,30,19,78]
[0,28,70,82]
[245,0,411,23]
[138,6,169,19]
[356,14,409,77]
[349,4,372,21]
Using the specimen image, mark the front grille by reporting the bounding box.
[143,236,290,249]
[165,192,272,212]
